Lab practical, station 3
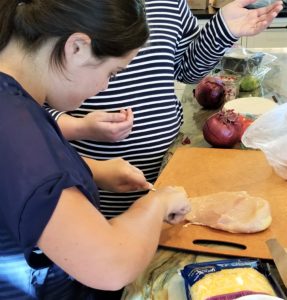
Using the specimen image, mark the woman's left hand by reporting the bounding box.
[221,0,283,37]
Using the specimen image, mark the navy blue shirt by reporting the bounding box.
[0,72,99,299]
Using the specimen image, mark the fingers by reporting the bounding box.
[128,168,151,191]
[89,108,133,123]
[103,111,128,123]
[121,107,134,124]
[233,0,283,37]
[108,126,132,142]
[167,214,185,225]
[95,109,133,142]
[248,2,282,35]
[255,1,283,18]
[153,186,191,224]
[166,203,191,225]
[143,181,154,191]
[109,107,133,124]
[116,163,151,192]
[235,0,282,10]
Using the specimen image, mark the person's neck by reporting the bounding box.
[0,39,46,105]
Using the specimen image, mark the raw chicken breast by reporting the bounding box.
[185,191,272,233]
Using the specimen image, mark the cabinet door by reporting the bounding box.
[246,30,287,48]
[245,18,287,48]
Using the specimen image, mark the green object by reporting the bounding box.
[240,75,260,92]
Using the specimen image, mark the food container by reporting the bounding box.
[181,259,287,300]
[223,97,278,120]
[219,74,240,101]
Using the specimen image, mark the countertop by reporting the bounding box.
[179,47,287,147]
[122,48,287,299]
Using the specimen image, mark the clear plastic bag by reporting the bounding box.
[219,47,276,76]
[214,47,277,96]
[180,259,285,300]
[241,103,287,180]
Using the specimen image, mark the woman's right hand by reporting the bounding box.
[151,186,191,224]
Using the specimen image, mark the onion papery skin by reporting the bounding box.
[203,110,242,148]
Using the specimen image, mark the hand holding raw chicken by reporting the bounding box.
[151,186,191,224]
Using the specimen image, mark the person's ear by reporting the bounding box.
[64,33,93,67]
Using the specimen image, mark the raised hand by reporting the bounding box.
[221,0,283,37]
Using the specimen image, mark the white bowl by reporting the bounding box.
[224,97,277,118]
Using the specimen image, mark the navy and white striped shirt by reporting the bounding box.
[49,0,237,218]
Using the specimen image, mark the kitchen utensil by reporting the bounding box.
[266,239,287,288]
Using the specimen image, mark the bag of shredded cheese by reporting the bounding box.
[181,259,284,300]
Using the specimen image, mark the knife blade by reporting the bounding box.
[266,238,287,288]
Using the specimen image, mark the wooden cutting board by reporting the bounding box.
[156,147,287,260]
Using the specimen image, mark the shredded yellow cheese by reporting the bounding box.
[190,267,276,300]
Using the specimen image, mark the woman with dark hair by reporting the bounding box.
[0,0,191,299]
[48,0,283,219]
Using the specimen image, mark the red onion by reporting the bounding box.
[194,76,226,109]
[203,109,242,148]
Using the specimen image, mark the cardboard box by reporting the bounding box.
[187,0,209,9]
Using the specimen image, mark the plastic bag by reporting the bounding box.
[219,47,276,76]
[241,103,287,180]
[214,47,277,98]
[180,259,285,300]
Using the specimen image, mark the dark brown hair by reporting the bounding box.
[0,0,149,68]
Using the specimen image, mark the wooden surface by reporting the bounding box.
[156,147,287,260]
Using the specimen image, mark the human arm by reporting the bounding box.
[82,156,152,192]
[174,0,239,83]
[174,0,282,83]
[57,108,133,142]
[45,104,133,142]
[37,185,190,290]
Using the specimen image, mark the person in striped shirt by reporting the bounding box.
[0,0,192,299]
[48,0,283,219]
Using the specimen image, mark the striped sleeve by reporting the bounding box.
[43,104,66,121]
[174,0,238,83]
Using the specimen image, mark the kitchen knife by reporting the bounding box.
[266,238,287,288]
